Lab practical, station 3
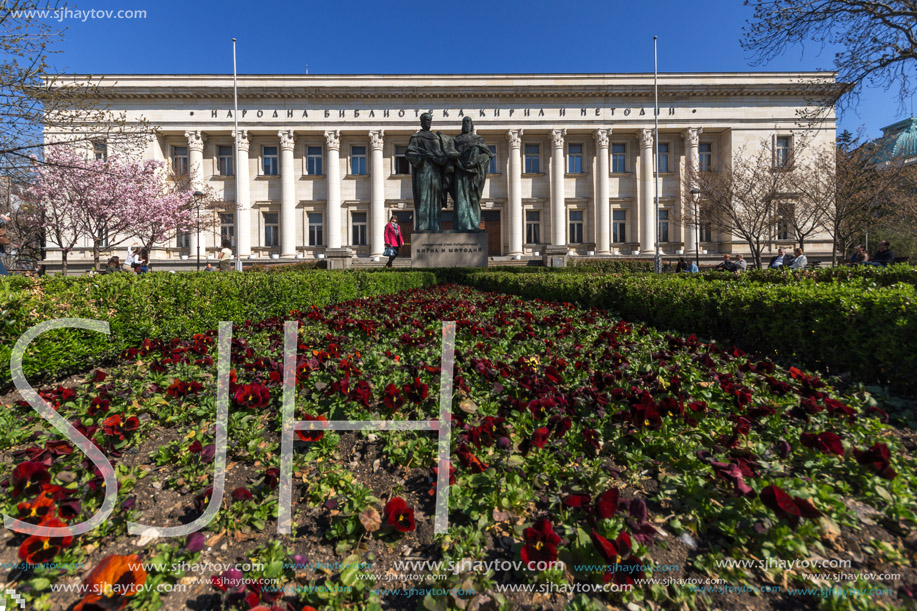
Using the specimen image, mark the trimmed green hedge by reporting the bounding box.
[246,260,322,273]
[456,271,917,391]
[0,270,436,388]
[694,264,917,287]
[567,258,656,273]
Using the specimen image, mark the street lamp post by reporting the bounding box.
[193,190,204,271]
[690,188,701,270]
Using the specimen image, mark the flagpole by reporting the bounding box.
[233,38,242,272]
[653,36,661,274]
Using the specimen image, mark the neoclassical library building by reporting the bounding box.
[51,72,841,264]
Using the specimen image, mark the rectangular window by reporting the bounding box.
[611,143,626,173]
[699,143,713,172]
[699,214,713,242]
[569,210,584,244]
[657,142,669,173]
[306,146,323,176]
[176,231,190,249]
[568,143,583,174]
[775,136,792,168]
[93,141,107,161]
[262,146,278,176]
[351,145,367,175]
[308,212,324,246]
[263,212,279,247]
[352,212,367,246]
[524,144,540,174]
[525,210,541,244]
[217,145,234,176]
[172,146,189,176]
[394,145,411,175]
[658,209,670,243]
[488,145,498,174]
[776,202,792,240]
[612,209,626,243]
[220,213,235,248]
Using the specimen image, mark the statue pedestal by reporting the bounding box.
[411,232,488,268]
[542,245,569,268]
[324,247,353,270]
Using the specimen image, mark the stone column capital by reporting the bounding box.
[507,129,523,149]
[278,129,295,151]
[550,129,566,149]
[683,127,703,147]
[594,128,610,149]
[324,130,341,151]
[234,130,250,153]
[369,130,384,151]
[185,130,205,153]
[640,128,654,149]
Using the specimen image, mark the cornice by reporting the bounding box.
[50,73,848,102]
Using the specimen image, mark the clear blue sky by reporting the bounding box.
[48,0,913,139]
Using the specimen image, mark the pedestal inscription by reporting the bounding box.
[411,232,488,268]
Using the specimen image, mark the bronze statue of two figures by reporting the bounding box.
[407,113,494,233]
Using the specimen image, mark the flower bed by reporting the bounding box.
[1,285,914,610]
[457,271,917,392]
[0,270,436,389]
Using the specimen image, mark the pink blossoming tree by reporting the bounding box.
[27,147,194,272]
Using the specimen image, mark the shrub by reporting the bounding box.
[695,264,917,287]
[567,258,656,273]
[246,260,322,273]
[0,270,436,388]
[458,271,917,391]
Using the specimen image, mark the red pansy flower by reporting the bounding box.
[194,486,215,512]
[595,488,620,519]
[383,497,416,532]
[88,396,110,416]
[382,383,405,411]
[17,491,59,524]
[18,516,73,564]
[853,443,897,480]
[428,462,457,496]
[231,487,253,502]
[349,380,372,408]
[521,518,561,569]
[234,383,271,409]
[562,494,591,508]
[101,416,133,442]
[11,461,51,498]
[760,485,822,529]
[456,443,488,472]
[295,414,328,442]
[799,431,844,456]
[530,427,550,449]
[402,377,429,403]
[264,467,280,490]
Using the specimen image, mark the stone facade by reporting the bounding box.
[46,72,842,264]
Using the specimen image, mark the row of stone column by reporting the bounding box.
[183,126,704,258]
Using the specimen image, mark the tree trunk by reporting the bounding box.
[61,249,69,276]
[92,239,101,271]
[748,238,763,269]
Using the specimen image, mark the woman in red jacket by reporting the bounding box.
[383,215,404,268]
